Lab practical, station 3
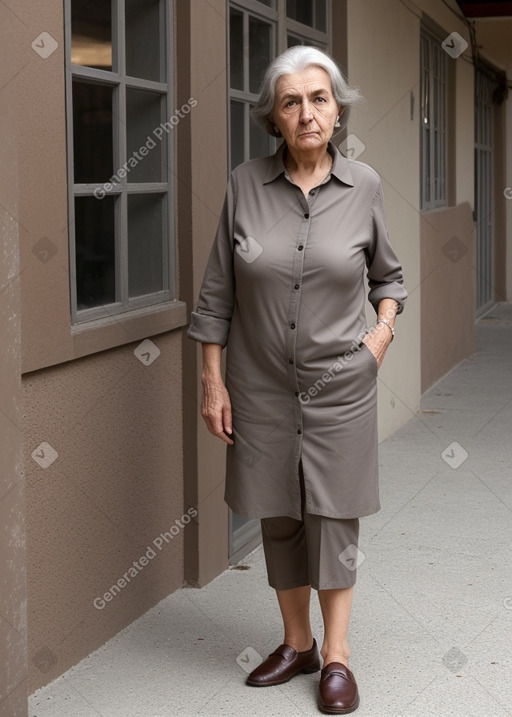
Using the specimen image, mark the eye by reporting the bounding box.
[314,97,326,103]
[285,100,296,108]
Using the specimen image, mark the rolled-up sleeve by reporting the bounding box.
[366,181,407,314]
[187,176,237,346]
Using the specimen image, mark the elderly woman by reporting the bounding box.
[188,46,406,714]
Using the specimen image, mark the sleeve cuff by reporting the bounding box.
[368,283,408,314]
[186,312,231,346]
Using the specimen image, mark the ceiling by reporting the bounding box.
[456,1,512,17]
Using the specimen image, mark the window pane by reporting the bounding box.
[250,104,272,159]
[315,0,327,32]
[128,194,165,297]
[287,0,311,26]
[287,0,326,31]
[249,17,272,94]
[71,0,112,70]
[75,196,116,309]
[287,34,324,49]
[230,100,245,171]
[126,0,164,82]
[73,81,113,184]
[287,34,303,47]
[126,89,165,183]
[230,7,244,91]
[255,0,274,6]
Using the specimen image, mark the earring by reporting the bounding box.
[334,116,341,128]
[273,124,281,136]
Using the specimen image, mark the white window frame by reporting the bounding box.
[420,26,447,211]
[64,0,175,324]
[228,0,331,170]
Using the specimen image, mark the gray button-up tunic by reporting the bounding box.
[188,142,407,520]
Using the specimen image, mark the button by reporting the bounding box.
[290,323,296,329]
[304,213,310,219]
[298,245,304,251]
[297,429,302,435]
[294,283,300,290]
[309,190,316,195]
[288,358,294,364]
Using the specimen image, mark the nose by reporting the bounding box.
[299,100,314,123]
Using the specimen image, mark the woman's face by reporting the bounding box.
[271,66,340,154]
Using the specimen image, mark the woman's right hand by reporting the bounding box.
[201,376,234,445]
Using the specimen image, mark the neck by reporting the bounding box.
[285,144,332,177]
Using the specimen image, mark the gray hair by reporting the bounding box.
[252,46,362,136]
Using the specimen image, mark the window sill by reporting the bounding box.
[72,299,187,358]
[22,300,188,374]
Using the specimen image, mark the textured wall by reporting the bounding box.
[1,3,28,712]
[420,203,476,392]
[347,0,422,437]
[24,332,185,692]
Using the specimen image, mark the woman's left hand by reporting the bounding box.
[362,323,393,369]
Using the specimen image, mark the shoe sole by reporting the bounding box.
[246,663,321,687]
[318,694,360,714]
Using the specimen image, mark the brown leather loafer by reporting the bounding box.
[246,639,320,686]
[318,662,359,714]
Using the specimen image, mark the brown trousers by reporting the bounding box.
[260,464,360,591]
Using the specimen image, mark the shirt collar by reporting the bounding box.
[263,141,354,187]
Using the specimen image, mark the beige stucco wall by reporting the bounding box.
[346,0,422,437]
[346,0,485,408]
[24,333,185,692]
[420,203,476,391]
[1,4,28,714]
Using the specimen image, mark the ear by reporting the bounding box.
[338,106,346,116]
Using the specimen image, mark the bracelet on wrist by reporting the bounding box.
[376,318,395,341]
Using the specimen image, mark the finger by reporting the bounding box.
[218,430,234,446]
[202,409,234,445]
[223,403,233,436]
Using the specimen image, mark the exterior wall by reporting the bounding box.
[16,0,187,693]
[420,204,476,391]
[24,335,184,693]
[395,0,476,392]
[346,0,422,437]
[418,5,476,390]
[0,5,28,714]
